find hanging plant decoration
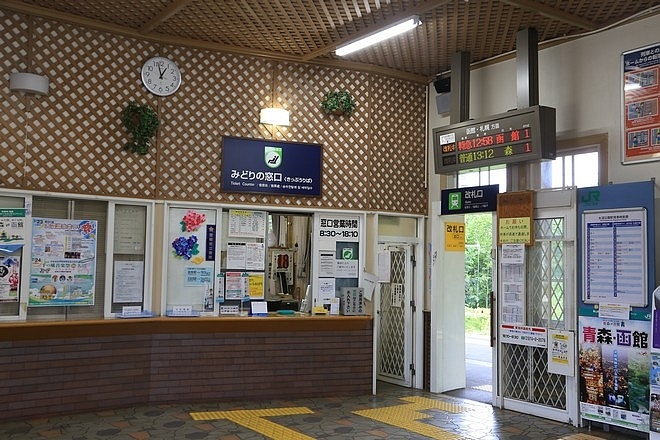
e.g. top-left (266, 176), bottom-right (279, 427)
top-left (121, 101), bottom-right (160, 155)
top-left (321, 91), bottom-right (356, 116)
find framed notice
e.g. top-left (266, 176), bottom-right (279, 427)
top-left (582, 208), bottom-right (647, 307)
top-left (622, 42), bottom-right (660, 164)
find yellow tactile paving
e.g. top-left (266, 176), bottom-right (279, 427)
top-left (189, 407), bottom-right (315, 440)
top-left (353, 396), bottom-right (468, 439)
top-left (559, 435), bottom-right (614, 440)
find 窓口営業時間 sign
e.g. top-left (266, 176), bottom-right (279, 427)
top-left (221, 136), bottom-right (322, 197)
top-left (433, 105), bottom-right (556, 174)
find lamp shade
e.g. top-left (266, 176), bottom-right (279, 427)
top-left (260, 107), bottom-right (290, 126)
top-left (9, 72), bottom-right (49, 95)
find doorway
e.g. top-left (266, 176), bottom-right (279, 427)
top-left (464, 212), bottom-right (494, 403)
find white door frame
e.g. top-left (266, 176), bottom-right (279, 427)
top-left (497, 188), bottom-right (578, 425)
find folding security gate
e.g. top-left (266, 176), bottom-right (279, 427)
top-left (499, 190), bottom-right (578, 425)
top-left (376, 245), bottom-right (414, 387)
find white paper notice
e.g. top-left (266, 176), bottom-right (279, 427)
top-left (598, 303), bottom-right (631, 320)
top-left (228, 209), bottom-right (267, 238)
top-left (226, 242), bottom-right (247, 269)
top-left (335, 259), bottom-right (358, 278)
top-left (319, 252), bottom-right (335, 278)
top-left (378, 251), bottom-right (391, 282)
top-left (501, 243), bottom-right (525, 264)
top-left (501, 261), bottom-right (525, 325)
top-left (362, 271), bottom-right (377, 301)
top-left (245, 242), bottom-right (265, 270)
top-left (318, 278), bottom-right (336, 303)
top-left (113, 261), bottom-right (144, 303)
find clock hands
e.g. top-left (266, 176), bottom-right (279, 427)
top-left (157, 64), bottom-right (166, 79)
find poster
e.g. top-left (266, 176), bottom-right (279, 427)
top-left (578, 316), bottom-right (650, 431)
top-left (0, 208), bottom-right (26, 244)
top-left (225, 271), bottom-right (247, 300)
top-left (548, 329), bottom-right (575, 376)
top-left (29, 218), bottom-right (97, 306)
top-left (0, 256), bottom-right (20, 302)
top-left (622, 42), bottom-right (660, 164)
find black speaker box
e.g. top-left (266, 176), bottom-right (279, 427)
top-left (434, 77), bottom-right (450, 94)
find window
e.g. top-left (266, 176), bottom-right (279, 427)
top-left (540, 135), bottom-right (607, 189)
top-left (457, 164), bottom-right (507, 192)
top-left (540, 146), bottom-right (599, 189)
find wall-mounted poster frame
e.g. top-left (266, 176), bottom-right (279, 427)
top-left (621, 42), bottom-right (660, 165)
top-left (581, 207), bottom-right (647, 307)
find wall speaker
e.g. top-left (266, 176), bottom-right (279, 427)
top-left (433, 76), bottom-right (450, 94)
top-left (9, 72), bottom-right (49, 95)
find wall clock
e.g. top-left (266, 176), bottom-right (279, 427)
top-left (140, 56), bottom-right (181, 96)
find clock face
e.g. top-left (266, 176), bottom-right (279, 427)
top-left (141, 56), bottom-right (181, 96)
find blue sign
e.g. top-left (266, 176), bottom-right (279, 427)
top-left (222, 136), bottom-right (322, 196)
top-left (440, 184), bottom-right (499, 215)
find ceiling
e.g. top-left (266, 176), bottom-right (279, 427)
top-left (5, 0), bottom-right (660, 83)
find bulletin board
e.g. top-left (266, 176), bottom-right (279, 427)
top-left (581, 207), bottom-right (647, 307)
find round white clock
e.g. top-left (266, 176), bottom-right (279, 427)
top-left (140, 56), bottom-right (181, 96)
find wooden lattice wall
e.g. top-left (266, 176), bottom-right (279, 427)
top-left (1, 9), bottom-right (427, 215)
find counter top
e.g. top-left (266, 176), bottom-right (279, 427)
top-left (0, 314), bottom-right (373, 341)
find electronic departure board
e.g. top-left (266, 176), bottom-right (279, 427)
top-left (433, 105), bottom-right (556, 174)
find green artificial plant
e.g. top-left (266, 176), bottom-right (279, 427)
top-left (321, 91), bottom-right (356, 116)
top-left (121, 101), bottom-right (160, 155)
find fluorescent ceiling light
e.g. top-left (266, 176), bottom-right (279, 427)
top-left (624, 83), bottom-right (641, 91)
top-left (260, 107), bottom-right (290, 126)
top-left (335, 15), bottom-right (421, 57)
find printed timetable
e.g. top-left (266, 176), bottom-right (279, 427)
top-left (582, 208), bottom-right (647, 307)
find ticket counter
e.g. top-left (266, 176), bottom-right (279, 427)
top-left (0, 315), bottom-right (372, 422)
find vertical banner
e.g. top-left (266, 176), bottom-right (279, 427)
top-left (29, 218), bottom-right (97, 306)
top-left (577, 181), bottom-right (655, 434)
top-left (622, 43), bottom-right (660, 165)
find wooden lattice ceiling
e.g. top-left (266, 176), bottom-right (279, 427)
top-left (4, 0), bottom-right (660, 83)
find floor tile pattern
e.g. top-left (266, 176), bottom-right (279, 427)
top-left (0, 382), bottom-right (646, 439)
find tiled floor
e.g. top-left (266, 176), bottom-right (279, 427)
top-left (0, 382), bottom-right (646, 439)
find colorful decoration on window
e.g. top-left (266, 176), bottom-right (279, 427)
top-left (171, 235), bottom-right (199, 260)
top-left (180, 210), bottom-right (206, 232)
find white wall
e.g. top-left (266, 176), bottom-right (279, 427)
top-left (425, 11), bottom-right (660, 393)
top-left (428, 12), bottom-right (660, 186)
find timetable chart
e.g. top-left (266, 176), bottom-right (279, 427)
top-left (583, 209), bottom-right (647, 306)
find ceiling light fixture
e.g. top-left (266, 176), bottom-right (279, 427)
top-left (335, 15), bottom-right (421, 57)
top-left (260, 107), bottom-right (290, 126)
